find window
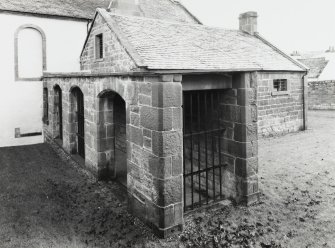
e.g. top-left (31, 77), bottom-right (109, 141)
top-left (15, 25), bottom-right (46, 81)
top-left (95, 34), bottom-right (104, 59)
top-left (273, 79), bottom-right (288, 92)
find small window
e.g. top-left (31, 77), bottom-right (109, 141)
top-left (273, 79), bottom-right (287, 92)
top-left (95, 34), bottom-right (104, 59)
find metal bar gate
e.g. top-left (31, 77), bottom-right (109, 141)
top-left (183, 90), bottom-right (227, 211)
top-left (76, 89), bottom-right (85, 159)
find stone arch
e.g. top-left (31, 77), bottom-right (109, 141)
top-left (96, 90), bottom-right (127, 185)
top-left (14, 24), bottom-right (47, 81)
top-left (69, 86), bottom-right (85, 158)
top-left (53, 85), bottom-right (63, 141)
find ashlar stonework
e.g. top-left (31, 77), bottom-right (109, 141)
top-left (42, 5), bottom-right (307, 238)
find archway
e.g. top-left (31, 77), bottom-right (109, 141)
top-left (71, 87), bottom-right (85, 159)
top-left (98, 91), bottom-right (127, 186)
top-left (53, 85), bottom-right (63, 141)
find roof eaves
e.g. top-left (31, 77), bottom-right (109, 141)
top-left (255, 33), bottom-right (309, 71)
top-left (98, 8), bottom-right (147, 68)
top-left (0, 9), bottom-right (91, 21)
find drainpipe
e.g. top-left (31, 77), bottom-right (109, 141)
top-left (302, 72), bottom-right (308, 131)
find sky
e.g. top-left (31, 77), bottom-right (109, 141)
top-left (181, 0), bottom-right (335, 54)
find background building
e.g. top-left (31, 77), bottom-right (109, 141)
top-left (0, 0), bottom-right (110, 147)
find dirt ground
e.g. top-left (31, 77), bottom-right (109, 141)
top-left (0, 110), bottom-right (335, 248)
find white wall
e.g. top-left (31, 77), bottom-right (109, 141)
top-left (0, 13), bottom-right (88, 147)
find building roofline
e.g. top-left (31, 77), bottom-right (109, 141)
top-left (0, 9), bottom-right (92, 21)
top-left (255, 33), bottom-right (309, 71)
top-left (80, 9), bottom-right (146, 68)
top-left (98, 8), bottom-right (146, 67)
top-left (44, 68), bottom-right (307, 79)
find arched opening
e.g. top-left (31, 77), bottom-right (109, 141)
top-left (15, 24), bottom-right (46, 81)
top-left (98, 91), bottom-right (127, 186)
top-left (54, 85), bottom-right (63, 141)
top-left (70, 87), bottom-right (85, 159)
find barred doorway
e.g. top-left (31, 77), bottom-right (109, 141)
top-left (54, 85), bottom-right (63, 141)
top-left (71, 87), bottom-right (85, 159)
top-left (183, 90), bottom-right (227, 211)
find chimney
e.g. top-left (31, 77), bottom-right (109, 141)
top-left (108, 0), bottom-right (142, 16)
top-left (239, 11), bottom-right (258, 35)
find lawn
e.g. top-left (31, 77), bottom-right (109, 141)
top-left (0, 111), bottom-right (335, 248)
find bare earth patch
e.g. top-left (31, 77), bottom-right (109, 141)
top-left (0, 110), bottom-right (335, 248)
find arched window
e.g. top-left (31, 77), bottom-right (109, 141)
top-left (14, 24), bottom-right (46, 81)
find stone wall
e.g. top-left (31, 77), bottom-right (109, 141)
top-left (80, 14), bottom-right (137, 73)
top-left (308, 81), bottom-right (335, 110)
top-left (257, 72), bottom-right (306, 138)
top-left (43, 71), bottom-right (260, 236)
top-left (43, 74), bottom-right (183, 237)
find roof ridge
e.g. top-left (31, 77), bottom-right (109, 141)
top-left (98, 8), bottom-right (147, 68)
top-left (108, 12), bottom-right (240, 32)
top-left (255, 33), bottom-right (309, 71)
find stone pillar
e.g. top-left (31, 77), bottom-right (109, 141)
top-left (233, 72), bottom-right (260, 205)
top-left (128, 74), bottom-right (183, 238)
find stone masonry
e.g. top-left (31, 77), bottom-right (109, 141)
top-left (308, 80), bottom-right (335, 110)
top-left (80, 14), bottom-right (137, 73)
top-left (44, 73), bottom-right (184, 237)
top-left (257, 72), bottom-right (307, 138)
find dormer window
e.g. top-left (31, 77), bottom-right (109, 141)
top-left (95, 34), bottom-right (103, 59)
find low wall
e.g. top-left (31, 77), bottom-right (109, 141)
top-left (308, 81), bottom-right (335, 110)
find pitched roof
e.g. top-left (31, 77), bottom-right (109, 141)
top-left (298, 57), bottom-right (328, 79)
top-left (0, 0), bottom-right (110, 20)
top-left (99, 9), bottom-right (306, 72)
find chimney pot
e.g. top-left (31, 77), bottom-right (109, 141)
top-left (239, 11), bottom-right (258, 35)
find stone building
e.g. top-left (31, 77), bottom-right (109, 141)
top-left (43, 1), bottom-right (307, 237)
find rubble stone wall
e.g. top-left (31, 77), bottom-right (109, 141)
top-left (308, 81), bottom-right (335, 110)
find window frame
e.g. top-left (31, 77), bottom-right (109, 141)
top-left (272, 79), bottom-right (290, 96)
top-left (14, 24), bottom-right (47, 81)
top-left (95, 33), bottom-right (104, 60)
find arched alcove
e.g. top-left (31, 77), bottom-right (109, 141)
top-left (97, 90), bottom-right (127, 185)
top-left (14, 24), bottom-right (46, 81)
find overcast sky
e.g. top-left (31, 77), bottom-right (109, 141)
top-left (181, 0), bottom-right (335, 54)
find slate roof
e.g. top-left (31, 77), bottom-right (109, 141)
top-left (100, 10), bottom-right (305, 72)
top-left (0, 0), bottom-right (110, 19)
top-left (298, 57), bottom-right (329, 79)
